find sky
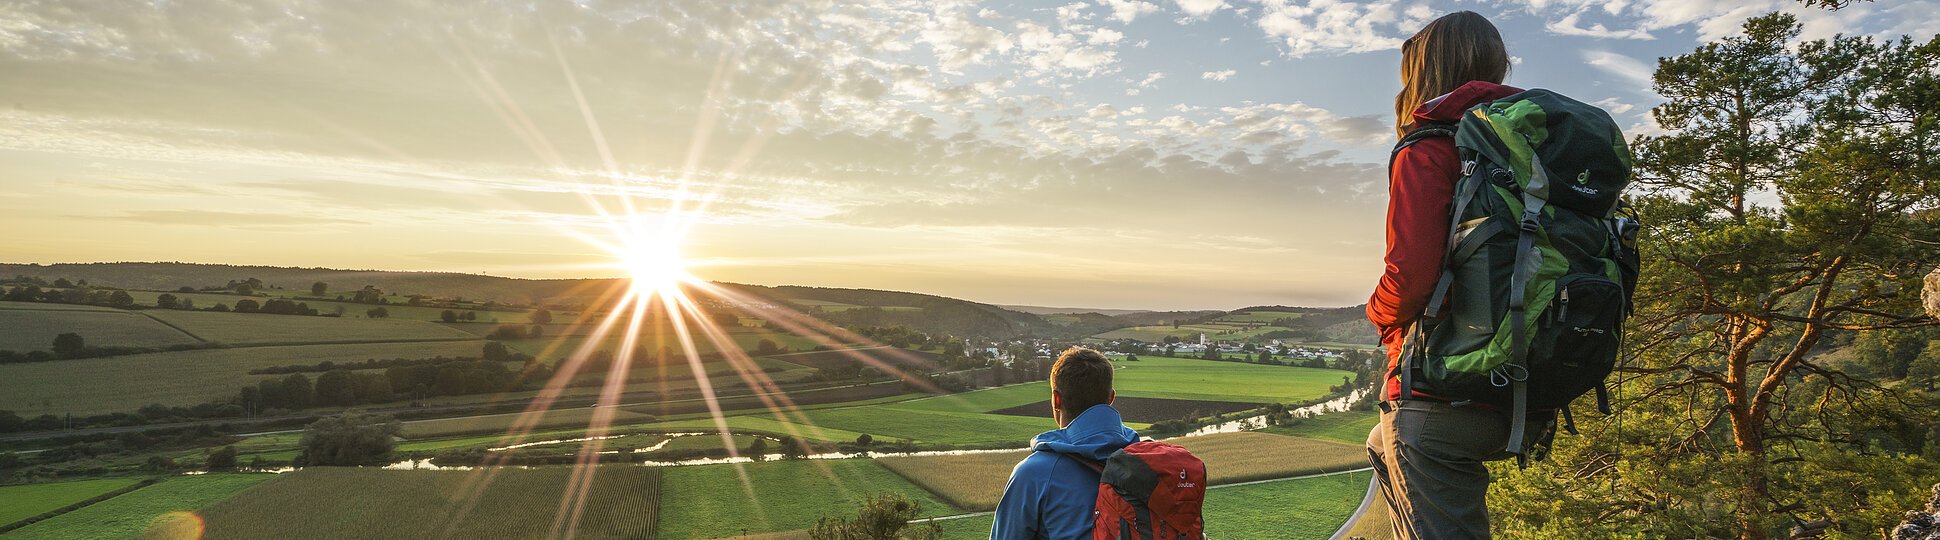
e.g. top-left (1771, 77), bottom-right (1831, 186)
top-left (2, 0), bottom-right (1935, 311)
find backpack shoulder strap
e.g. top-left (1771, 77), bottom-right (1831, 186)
top-left (1388, 121), bottom-right (1457, 172)
top-left (1052, 451), bottom-right (1106, 473)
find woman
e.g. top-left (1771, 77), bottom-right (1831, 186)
top-left (1363, 11), bottom-right (1519, 540)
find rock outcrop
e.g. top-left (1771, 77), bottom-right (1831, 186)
top-left (1925, 268), bottom-right (1940, 319)
top-left (1893, 483), bottom-right (1940, 540)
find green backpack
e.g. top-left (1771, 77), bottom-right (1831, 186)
top-left (1390, 89), bottom-right (1641, 463)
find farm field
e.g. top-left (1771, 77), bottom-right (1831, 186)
top-left (395, 406), bottom-right (660, 439)
top-left (494, 330), bottom-right (828, 366)
top-left (1217, 310), bottom-right (1308, 323)
top-left (0, 340), bottom-right (490, 416)
top-left (143, 309), bottom-right (478, 344)
top-left (657, 458), bottom-right (956, 539)
top-left (0, 301), bottom-right (121, 312)
top-left (877, 431), bottom-right (1366, 511)
top-left (1263, 410), bottom-right (1380, 445)
top-left (6, 474), bottom-right (274, 540)
top-left (1114, 356), bottom-right (1347, 403)
top-left (197, 467), bottom-right (661, 539)
top-left (1205, 470), bottom-right (1373, 540)
top-left (0, 309), bottom-right (199, 352)
top-left (796, 407), bottom-right (1065, 446)
top-left (988, 396), bottom-right (1260, 423)
top-left (0, 477), bottom-right (145, 527)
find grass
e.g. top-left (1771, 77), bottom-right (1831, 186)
top-left (0, 477), bottom-right (145, 527)
top-left (396, 406), bottom-right (659, 439)
top-left (892, 383), bottom-right (1050, 414)
top-left (0, 340), bottom-right (490, 416)
top-left (1204, 470), bottom-right (1373, 539)
top-left (6, 474), bottom-right (274, 540)
top-left (799, 407), bottom-right (1066, 446)
top-left (0, 309), bottom-right (200, 351)
top-left (877, 431), bottom-right (1366, 511)
top-left (1114, 356), bottom-right (1348, 404)
top-left (1261, 410), bottom-right (1379, 445)
top-left (660, 433), bottom-right (766, 453)
top-left (647, 415), bottom-right (889, 444)
top-left (0, 301), bottom-right (121, 312)
top-left (142, 310), bottom-right (477, 344)
top-left (197, 467), bottom-right (661, 539)
top-left (1344, 491), bottom-right (1393, 540)
top-left (657, 458), bottom-right (957, 539)
top-left (497, 329), bottom-right (826, 367)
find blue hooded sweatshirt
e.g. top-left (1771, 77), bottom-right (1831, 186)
top-left (990, 404), bottom-right (1140, 540)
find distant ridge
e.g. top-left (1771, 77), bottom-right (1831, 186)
top-left (998, 305), bottom-right (1154, 316)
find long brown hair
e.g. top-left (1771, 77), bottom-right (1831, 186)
top-left (1395, 11), bottom-right (1510, 136)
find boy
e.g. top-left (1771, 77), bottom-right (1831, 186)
top-left (990, 347), bottom-right (1139, 540)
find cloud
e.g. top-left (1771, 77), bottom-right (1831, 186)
top-left (1251, 0), bottom-right (1433, 57)
top-left (1546, 11), bottom-right (1654, 39)
top-left (1202, 69), bottom-right (1237, 81)
top-left (1591, 97), bottom-right (1636, 115)
top-left (97, 210), bottom-right (362, 227)
top-left (1102, 0), bottom-right (1162, 23)
top-left (1583, 50), bottom-right (1655, 88)
top-left (1174, 0), bottom-right (1228, 18)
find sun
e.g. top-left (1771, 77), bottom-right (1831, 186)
top-left (618, 232), bottom-right (693, 298)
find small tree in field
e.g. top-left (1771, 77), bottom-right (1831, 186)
top-left (530, 308), bottom-right (552, 324)
top-left (440, 310), bottom-right (458, 323)
top-left (206, 445), bottom-right (238, 471)
top-left (311, 282), bottom-right (328, 297)
top-left (808, 494), bottom-right (943, 540)
top-left (747, 437), bottom-right (769, 461)
top-left (51, 333), bottom-right (84, 357)
top-left (295, 410), bottom-right (400, 466)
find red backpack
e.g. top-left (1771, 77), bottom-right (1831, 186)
top-left (1067, 440), bottom-right (1208, 540)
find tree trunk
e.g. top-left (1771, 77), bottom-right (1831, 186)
top-left (1726, 317), bottom-right (1772, 540)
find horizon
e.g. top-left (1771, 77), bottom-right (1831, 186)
top-left (5, 1), bottom-right (1931, 311)
top-left (0, 259), bottom-right (1340, 312)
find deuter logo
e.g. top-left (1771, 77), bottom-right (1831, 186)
top-left (1176, 468), bottom-right (1196, 488)
top-left (1570, 170), bottom-right (1598, 196)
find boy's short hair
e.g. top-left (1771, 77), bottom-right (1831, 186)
top-left (1051, 347), bottom-right (1114, 418)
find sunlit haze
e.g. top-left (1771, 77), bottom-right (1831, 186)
top-left (3, 0), bottom-right (1933, 309)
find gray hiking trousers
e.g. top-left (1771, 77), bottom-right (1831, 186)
top-left (1365, 399), bottom-right (1512, 540)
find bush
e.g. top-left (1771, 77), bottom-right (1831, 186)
top-left (808, 494), bottom-right (942, 540)
top-left (294, 410), bottom-right (401, 466)
top-left (207, 445), bottom-right (239, 471)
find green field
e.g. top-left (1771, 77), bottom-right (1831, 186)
top-left (1115, 356), bottom-right (1347, 403)
top-left (0, 477), bottom-right (145, 527)
top-left (798, 407), bottom-right (1064, 446)
top-left (1205, 471), bottom-right (1373, 539)
top-left (143, 309), bottom-right (478, 344)
top-left (1263, 410), bottom-right (1379, 445)
top-left (893, 383), bottom-right (1051, 414)
top-left (0, 309), bottom-right (200, 352)
top-left (0, 340), bottom-right (490, 416)
top-left (197, 467), bottom-right (661, 539)
top-left (0, 301), bottom-right (121, 312)
top-left (496, 328), bottom-right (827, 367)
top-left (6, 474), bottom-right (274, 540)
top-left (657, 458), bottom-right (957, 539)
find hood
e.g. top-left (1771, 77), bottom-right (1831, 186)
top-left (1030, 404), bottom-right (1140, 461)
top-left (1412, 80), bottom-right (1523, 125)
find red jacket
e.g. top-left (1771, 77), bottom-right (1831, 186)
top-left (1369, 81), bottom-right (1522, 401)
